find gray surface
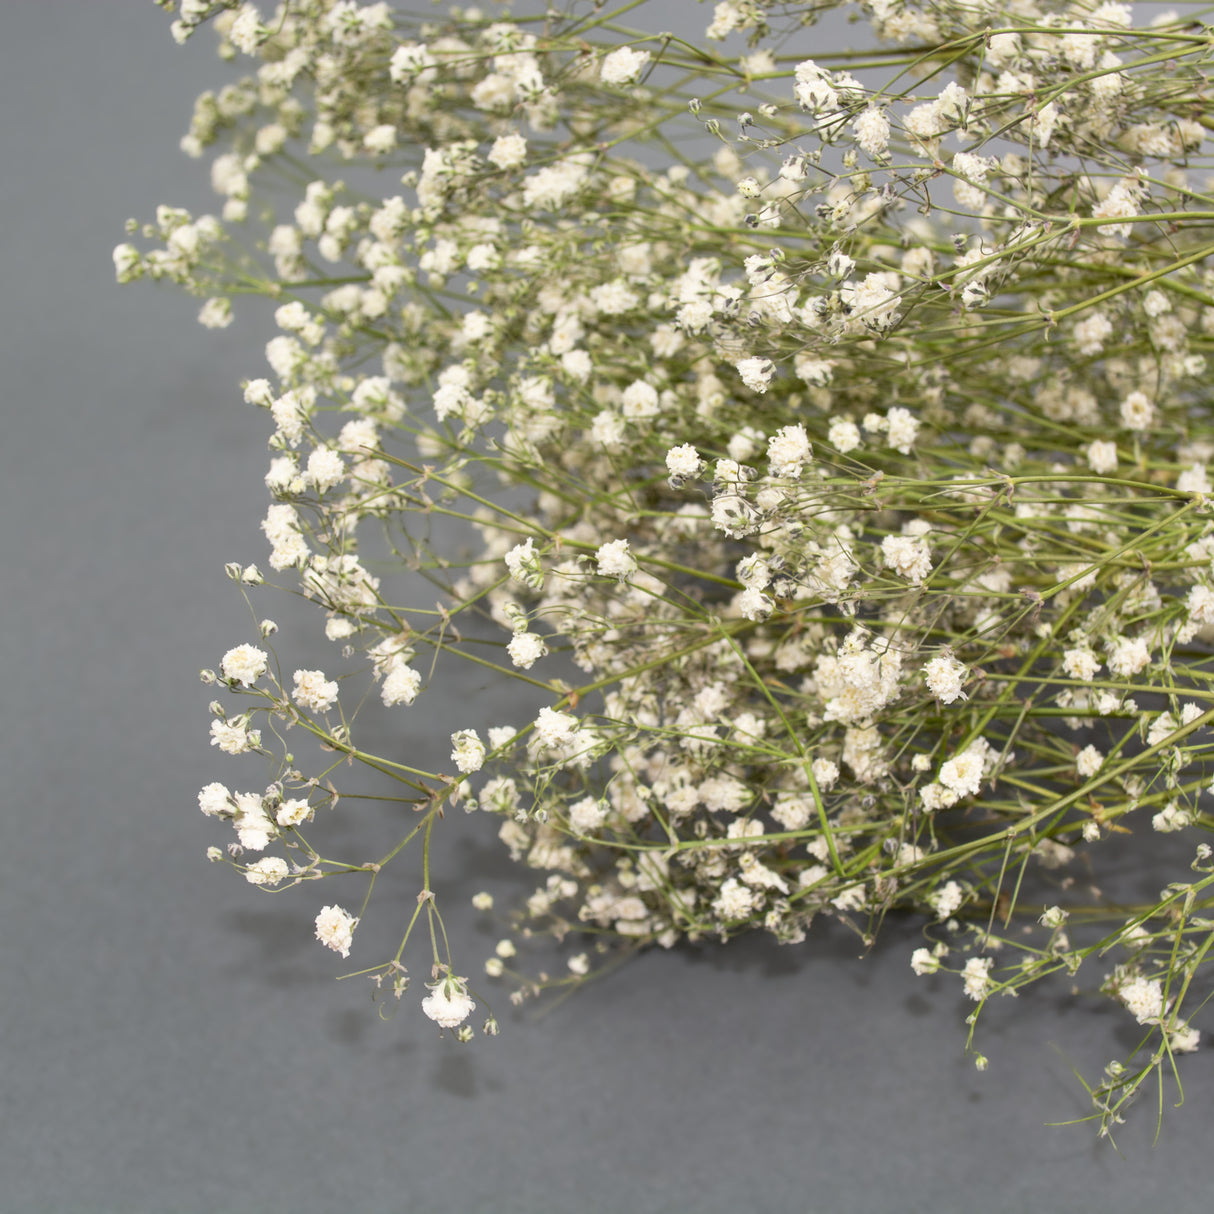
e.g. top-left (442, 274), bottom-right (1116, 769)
top-left (1, 3), bottom-right (1210, 1211)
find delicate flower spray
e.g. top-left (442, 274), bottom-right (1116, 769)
top-left (129, 0), bottom-right (1214, 1136)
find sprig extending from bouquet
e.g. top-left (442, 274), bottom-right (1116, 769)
top-left (124, 0), bottom-right (1214, 1135)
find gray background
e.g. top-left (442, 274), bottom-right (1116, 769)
top-left (2, 3), bottom-right (1210, 1211)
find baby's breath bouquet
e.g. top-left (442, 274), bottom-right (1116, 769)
top-left (123, 0), bottom-right (1214, 1137)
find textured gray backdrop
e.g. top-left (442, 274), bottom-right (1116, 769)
top-left (1, 3), bottom-right (1209, 1211)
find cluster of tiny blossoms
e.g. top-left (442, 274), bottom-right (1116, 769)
top-left (128, 0), bottom-right (1214, 1127)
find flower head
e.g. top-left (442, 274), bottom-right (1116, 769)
top-left (221, 644), bottom-right (268, 687)
top-left (422, 973), bottom-right (476, 1027)
top-left (314, 905), bottom-right (357, 958)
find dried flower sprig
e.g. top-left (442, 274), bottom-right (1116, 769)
top-left (128, 0), bottom-right (1214, 1135)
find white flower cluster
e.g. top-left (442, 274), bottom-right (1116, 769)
top-left (130, 0), bottom-right (1214, 1095)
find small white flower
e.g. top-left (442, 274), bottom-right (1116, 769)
top-left (735, 357), bottom-right (775, 393)
top-left (881, 534), bottom-right (932, 583)
top-left (229, 3), bottom-right (264, 54)
top-left (198, 297), bottom-right (233, 329)
top-left (1119, 975), bottom-right (1163, 1024)
top-left (275, 798), bottom-right (312, 827)
top-left (1120, 390), bottom-right (1155, 431)
top-left (314, 905), bottom-right (357, 958)
top-left (210, 718), bottom-right (259, 755)
top-left (505, 538), bottom-right (544, 590)
top-left (596, 538), bottom-right (637, 582)
top-left (451, 729), bottom-right (486, 774)
top-left (306, 446), bottom-right (345, 495)
top-left (1107, 635), bottom-right (1150, 677)
top-left (885, 407), bottom-right (920, 454)
top-left (198, 782), bottom-right (232, 817)
top-left (381, 660), bottom-right (422, 707)
top-left (828, 418), bottom-right (862, 453)
top-left (1177, 465), bottom-right (1212, 495)
top-left (221, 644), bottom-right (268, 687)
top-left (507, 631), bottom-right (548, 669)
top-left (422, 974), bottom-right (476, 1027)
top-left (1152, 802), bottom-right (1191, 833)
top-left (853, 106), bottom-right (890, 157)
top-left (811, 758), bottom-right (839, 790)
top-left (924, 653), bottom-right (968, 704)
top-left (600, 46), bottom-right (651, 86)
top-left (1063, 647), bottom-right (1101, 681)
top-left (292, 669), bottom-right (339, 712)
top-left (534, 706), bottom-right (579, 747)
top-left (245, 856), bottom-right (290, 886)
top-left (767, 424), bottom-right (812, 477)
top-left (487, 133), bottom-right (528, 169)
top-left (1086, 440), bottom-right (1118, 475)
top-left (962, 956), bottom-right (993, 1000)
top-left (665, 444), bottom-right (703, 479)
top-left (929, 881), bottom-right (965, 920)
top-left (1076, 745), bottom-right (1103, 778)
top-left (363, 124), bottom-right (398, 154)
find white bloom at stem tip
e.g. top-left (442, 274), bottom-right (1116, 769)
top-left (1076, 744), bottom-right (1104, 777)
top-left (1086, 439), bottom-right (1118, 475)
top-left (292, 668), bottom-right (339, 712)
top-left (245, 856), bottom-right (290, 886)
top-left (507, 631), bottom-right (548, 669)
top-left (198, 782), bottom-right (232, 817)
top-left (381, 659), bottom-right (422, 707)
top-left (885, 407), bottom-right (919, 454)
top-left (1119, 975), bottom-right (1163, 1024)
top-left (666, 444), bottom-right (703, 480)
top-left (210, 718), bottom-right (260, 755)
top-left (487, 133), bottom-right (528, 169)
top-left (451, 729), bottom-right (486, 774)
top-left (275, 798), bottom-right (312, 827)
top-left (1062, 646), bottom-right (1101, 680)
top-left (1152, 802), bottom-right (1191, 833)
top-left (924, 652), bottom-right (968, 704)
top-left (534, 705), bottom-right (579, 747)
top-left (504, 538), bottom-right (544, 590)
top-left (314, 904), bottom-right (357, 958)
top-left (229, 3), bottom-right (264, 54)
top-left (881, 534), bottom-right (933, 583)
top-left (600, 46), bottom-right (651, 86)
top-left (930, 880), bottom-right (965, 919)
top-left (853, 106), bottom-right (890, 157)
top-left (828, 418), bottom-right (862, 453)
top-left (221, 644), bottom-right (268, 687)
top-left (198, 297), bottom-right (233, 329)
top-left (422, 973), bottom-right (477, 1027)
top-left (767, 424), bottom-right (811, 477)
top-left (962, 956), bottom-right (994, 1000)
top-left (596, 538), bottom-right (637, 581)
top-left (735, 357), bottom-right (775, 393)
top-left (306, 446), bottom-right (345, 495)
top-left (1120, 391), bottom-right (1155, 431)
